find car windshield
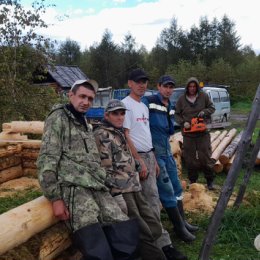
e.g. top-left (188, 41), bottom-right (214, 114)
top-left (93, 89), bottom-right (111, 107)
top-left (170, 88), bottom-right (185, 106)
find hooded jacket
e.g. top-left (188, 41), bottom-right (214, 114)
top-left (37, 104), bottom-right (108, 201)
top-left (94, 121), bottom-right (142, 195)
top-left (174, 77), bottom-right (215, 137)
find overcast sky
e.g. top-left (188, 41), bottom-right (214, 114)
top-left (20, 0), bottom-right (260, 54)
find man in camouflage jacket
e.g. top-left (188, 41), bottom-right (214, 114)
top-left (37, 80), bottom-right (139, 260)
top-left (94, 99), bottom-right (166, 260)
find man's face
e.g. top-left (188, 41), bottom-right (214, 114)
top-left (105, 110), bottom-right (126, 128)
top-left (187, 82), bottom-right (197, 96)
top-left (158, 83), bottom-right (174, 99)
top-left (128, 79), bottom-right (148, 97)
top-left (68, 86), bottom-right (95, 113)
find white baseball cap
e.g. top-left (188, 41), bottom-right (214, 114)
top-left (71, 79), bottom-right (99, 93)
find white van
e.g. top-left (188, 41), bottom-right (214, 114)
top-left (170, 85), bottom-right (231, 125)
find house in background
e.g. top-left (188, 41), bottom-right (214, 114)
top-left (33, 65), bottom-right (87, 95)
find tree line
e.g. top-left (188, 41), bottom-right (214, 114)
top-left (0, 0), bottom-right (259, 127)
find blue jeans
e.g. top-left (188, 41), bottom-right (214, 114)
top-left (156, 155), bottom-right (183, 208)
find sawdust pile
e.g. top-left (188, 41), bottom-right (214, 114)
top-left (183, 183), bottom-right (216, 213)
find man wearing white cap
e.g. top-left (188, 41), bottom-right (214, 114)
top-left (37, 79), bottom-right (139, 260)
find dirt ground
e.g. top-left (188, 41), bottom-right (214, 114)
top-left (0, 177), bottom-right (40, 198)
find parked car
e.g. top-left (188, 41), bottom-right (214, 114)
top-left (85, 87), bottom-right (112, 124)
top-left (171, 85), bottom-right (231, 126)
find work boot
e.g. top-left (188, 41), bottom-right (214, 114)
top-left (72, 223), bottom-right (113, 260)
top-left (165, 207), bottom-right (196, 243)
top-left (206, 179), bottom-right (215, 190)
top-left (103, 218), bottom-right (140, 260)
top-left (162, 244), bottom-right (188, 260)
top-left (177, 200), bottom-right (199, 233)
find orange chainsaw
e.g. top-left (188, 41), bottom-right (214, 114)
top-left (183, 117), bottom-right (207, 133)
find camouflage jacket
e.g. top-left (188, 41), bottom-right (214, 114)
top-left (94, 121), bottom-right (142, 195)
top-left (37, 104), bottom-right (108, 201)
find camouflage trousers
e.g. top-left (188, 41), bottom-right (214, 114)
top-left (61, 185), bottom-right (128, 232)
top-left (139, 151), bottom-right (172, 249)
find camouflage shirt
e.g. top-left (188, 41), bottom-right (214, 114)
top-left (37, 104), bottom-right (108, 201)
top-left (94, 121), bottom-right (142, 195)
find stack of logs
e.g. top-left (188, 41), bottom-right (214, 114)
top-left (0, 121), bottom-right (73, 259)
top-left (0, 121), bottom-right (43, 184)
top-left (171, 128), bottom-right (260, 175)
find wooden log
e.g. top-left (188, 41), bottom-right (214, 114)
top-left (22, 159), bottom-right (37, 169)
top-left (211, 129), bottom-right (237, 161)
top-left (0, 196), bottom-right (58, 255)
top-left (213, 160), bottom-right (224, 173)
top-left (2, 121), bottom-right (44, 134)
top-left (0, 139), bottom-right (42, 148)
top-left (170, 137), bottom-right (182, 177)
top-left (171, 132), bottom-right (183, 147)
top-left (210, 131), bottom-right (221, 143)
top-left (39, 223), bottom-right (71, 260)
top-left (22, 141), bottom-right (42, 149)
top-left (22, 149), bottom-right (39, 160)
top-left (0, 155), bottom-right (21, 171)
top-left (224, 154), bottom-right (235, 172)
top-left (219, 131), bottom-right (243, 164)
top-left (0, 144), bottom-right (22, 158)
top-left (0, 132), bottom-right (28, 140)
top-left (0, 165), bottom-right (23, 184)
top-left (211, 130), bottom-right (228, 152)
top-left (23, 168), bottom-right (38, 177)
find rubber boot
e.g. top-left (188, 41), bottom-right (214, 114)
top-left (206, 179), bottom-right (215, 190)
top-left (103, 218), bottom-right (140, 260)
top-left (162, 244), bottom-right (188, 260)
top-left (177, 200), bottom-right (199, 233)
top-left (165, 207), bottom-right (195, 243)
top-left (72, 222), bottom-right (113, 260)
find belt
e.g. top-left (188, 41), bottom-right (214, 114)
top-left (137, 148), bottom-right (155, 153)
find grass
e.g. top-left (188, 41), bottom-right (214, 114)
top-left (162, 167), bottom-right (260, 260)
top-left (0, 189), bottom-right (42, 214)
top-left (231, 101), bottom-right (253, 114)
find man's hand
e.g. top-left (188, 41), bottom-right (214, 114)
top-left (184, 122), bottom-right (191, 129)
top-left (198, 111), bottom-right (205, 118)
top-left (52, 199), bottom-right (70, 221)
top-left (139, 159), bottom-right (148, 180)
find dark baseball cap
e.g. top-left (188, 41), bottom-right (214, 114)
top-left (128, 68), bottom-right (149, 82)
top-left (158, 75), bottom-right (176, 86)
top-left (105, 99), bottom-right (128, 112)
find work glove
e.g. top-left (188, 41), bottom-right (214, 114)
top-left (198, 111), bottom-right (205, 118)
top-left (184, 122), bottom-right (191, 129)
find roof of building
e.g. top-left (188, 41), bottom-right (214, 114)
top-left (47, 65), bottom-right (87, 89)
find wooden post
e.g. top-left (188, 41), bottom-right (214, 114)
top-left (233, 131), bottom-right (260, 207)
top-left (199, 85), bottom-right (260, 260)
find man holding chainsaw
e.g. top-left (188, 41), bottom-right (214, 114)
top-left (175, 77), bottom-right (216, 190)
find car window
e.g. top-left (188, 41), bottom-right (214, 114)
top-left (219, 91), bottom-right (229, 102)
top-left (210, 90), bottom-right (220, 103)
top-left (170, 89), bottom-right (185, 105)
